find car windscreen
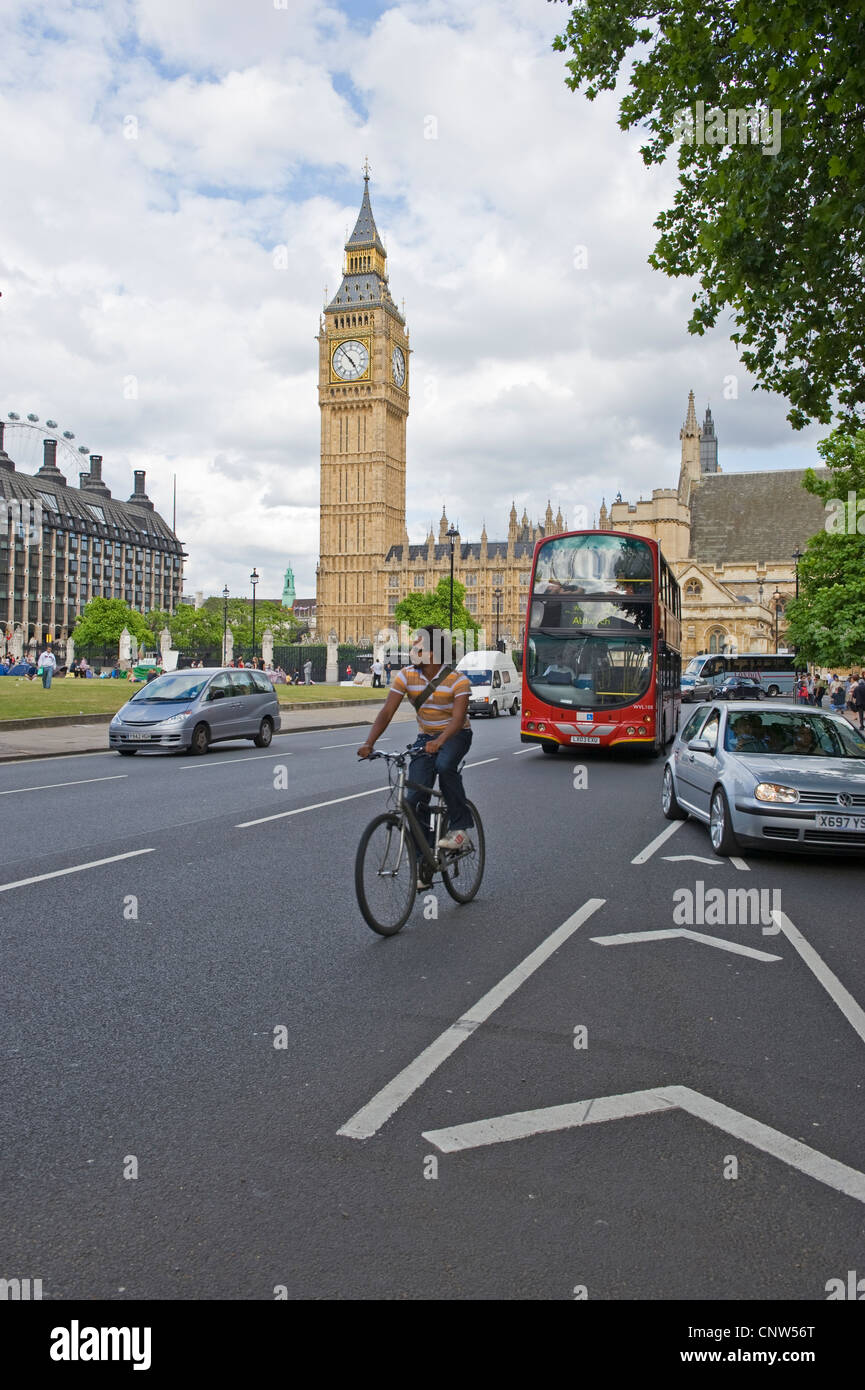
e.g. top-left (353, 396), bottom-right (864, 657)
top-left (464, 670), bottom-right (493, 686)
top-left (723, 712), bottom-right (865, 758)
top-left (130, 673), bottom-right (210, 703)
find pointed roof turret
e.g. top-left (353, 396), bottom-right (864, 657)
top-left (326, 165), bottom-right (404, 324)
top-left (555, 507), bottom-right (564, 531)
top-left (346, 165), bottom-right (386, 256)
top-left (681, 389), bottom-right (698, 438)
top-left (545, 500), bottom-right (554, 530)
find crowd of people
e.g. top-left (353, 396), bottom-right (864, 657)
top-left (796, 671), bottom-right (865, 729)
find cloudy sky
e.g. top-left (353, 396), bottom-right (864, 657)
top-left (0, 0), bottom-right (822, 600)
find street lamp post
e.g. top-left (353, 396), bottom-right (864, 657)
top-left (446, 525), bottom-right (459, 635)
top-left (222, 585), bottom-right (229, 665)
top-left (493, 585), bottom-right (502, 649)
top-left (773, 587), bottom-right (782, 653)
top-left (250, 568), bottom-right (259, 661)
top-left (792, 547), bottom-right (803, 600)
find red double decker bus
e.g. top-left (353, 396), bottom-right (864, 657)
top-left (520, 529), bottom-right (681, 755)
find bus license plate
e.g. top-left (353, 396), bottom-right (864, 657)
top-left (816, 813), bottom-right (865, 830)
top-left (570, 735), bottom-right (600, 744)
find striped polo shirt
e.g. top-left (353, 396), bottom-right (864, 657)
top-left (391, 664), bottom-right (472, 735)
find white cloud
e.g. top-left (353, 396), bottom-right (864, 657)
top-left (0, 0), bottom-right (821, 603)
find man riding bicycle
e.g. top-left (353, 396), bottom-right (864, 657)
top-left (358, 626), bottom-right (475, 890)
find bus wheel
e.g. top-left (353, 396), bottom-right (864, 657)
top-left (541, 741), bottom-right (559, 756)
top-left (767, 685), bottom-right (779, 697)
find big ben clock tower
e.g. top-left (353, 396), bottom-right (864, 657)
top-left (316, 166), bottom-right (410, 642)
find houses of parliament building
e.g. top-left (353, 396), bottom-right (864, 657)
top-left (316, 176), bottom-right (827, 659)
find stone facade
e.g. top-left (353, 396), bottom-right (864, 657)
top-left (603, 392), bottom-right (828, 660)
top-left (0, 425), bottom-right (184, 652)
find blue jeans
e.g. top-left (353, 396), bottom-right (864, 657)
top-left (405, 729), bottom-right (474, 860)
top-left (42, 669), bottom-right (52, 689)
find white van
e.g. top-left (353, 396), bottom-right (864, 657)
top-left (457, 649), bottom-right (521, 718)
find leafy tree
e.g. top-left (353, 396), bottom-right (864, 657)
top-left (201, 596), bottom-right (300, 646)
top-left (783, 429), bottom-right (865, 664)
top-left (166, 604), bottom-right (224, 651)
top-left (551, 1), bottom-right (865, 430)
top-left (73, 598), bottom-right (154, 647)
top-left (394, 578), bottom-right (482, 644)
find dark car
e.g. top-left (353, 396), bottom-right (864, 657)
top-left (718, 676), bottom-right (763, 700)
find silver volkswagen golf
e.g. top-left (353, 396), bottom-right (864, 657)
top-left (109, 668), bottom-right (281, 756)
top-left (662, 700), bottom-right (865, 856)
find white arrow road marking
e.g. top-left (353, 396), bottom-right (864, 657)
top-left (662, 855), bottom-right (723, 866)
top-left (338, 897), bottom-right (607, 1140)
top-left (772, 909), bottom-right (865, 1047)
top-left (631, 821), bottom-right (683, 863)
top-left (730, 857), bottom-right (750, 871)
top-left (422, 1085), bottom-right (865, 1205)
top-left (591, 928), bottom-right (781, 961)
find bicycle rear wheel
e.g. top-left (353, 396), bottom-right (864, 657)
top-left (355, 812), bottom-right (416, 935)
top-left (441, 800), bottom-right (485, 904)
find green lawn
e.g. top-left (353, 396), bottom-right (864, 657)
top-left (0, 676), bottom-right (387, 721)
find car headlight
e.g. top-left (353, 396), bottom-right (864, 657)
top-left (754, 782), bottom-right (800, 803)
top-left (160, 710), bottom-right (190, 724)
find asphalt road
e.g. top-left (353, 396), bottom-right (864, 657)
top-left (1, 715), bottom-right (863, 1300)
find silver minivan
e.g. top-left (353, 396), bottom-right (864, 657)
top-left (109, 667), bottom-right (281, 756)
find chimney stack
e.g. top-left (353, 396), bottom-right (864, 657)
top-left (0, 422), bottom-right (14, 472)
top-left (37, 437), bottom-right (66, 484)
top-left (127, 468), bottom-right (154, 510)
top-left (87, 454), bottom-right (111, 497)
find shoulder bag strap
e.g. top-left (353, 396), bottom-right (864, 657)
top-left (409, 663), bottom-right (456, 713)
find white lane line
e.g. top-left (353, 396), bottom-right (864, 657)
top-left (464, 758), bottom-right (498, 769)
top-left (591, 928), bottom-right (781, 961)
top-left (424, 1089), bottom-right (677, 1152)
top-left (337, 897), bottom-right (606, 1140)
top-left (320, 741), bottom-right (371, 749)
top-left (0, 774), bottom-right (127, 796)
top-left (513, 748), bottom-right (533, 755)
top-left (772, 909), bottom-right (865, 1047)
top-left (423, 1085), bottom-right (865, 1204)
top-left (0, 848), bottom-right (155, 894)
top-left (631, 820), bottom-right (683, 864)
top-left (730, 856), bottom-right (750, 871)
top-left (180, 753), bottom-right (293, 771)
top-left (237, 786), bottom-right (387, 827)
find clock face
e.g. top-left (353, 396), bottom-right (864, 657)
top-left (391, 345), bottom-right (406, 387)
top-left (332, 339), bottom-right (369, 381)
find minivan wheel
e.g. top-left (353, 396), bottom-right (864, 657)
top-left (491, 701), bottom-right (500, 718)
top-left (189, 722), bottom-right (210, 756)
top-left (254, 718), bottom-right (273, 748)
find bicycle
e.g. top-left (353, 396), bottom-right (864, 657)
top-left (355, 746), bottom-right (485, 936)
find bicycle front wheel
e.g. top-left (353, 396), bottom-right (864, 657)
top-left (441, 800), bottom-right (485, 904)
top-left (355, 812), bottom-right (416, 936)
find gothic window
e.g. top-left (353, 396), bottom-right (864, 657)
top-left (389, 574), bottom-right (399, 588)
top-left (492, 572), bottom-right (504, 585)
top-left (685, 579), bottom-right (702, 598)
top-left (466, 595), bottom-right (477, 613)
top-left (707, 627), bottom-right (727, 653)
top-left (464, 573), bottom-right (476, 586)
top-left (519, 572), bottom-right (529, 585)
top-left (414, 574), bottom-right (425, 587)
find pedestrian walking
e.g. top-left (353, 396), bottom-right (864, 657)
top-left (371, 657), bottom-right (383, 688)
top-left (38, 645), bottom-right (56, 689)
top-left (303, 658), bottom-right (313, 685)
top-left (385, 660), bottom-right (392, 686)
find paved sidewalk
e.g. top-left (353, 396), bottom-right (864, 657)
top-left (0, 703), bottom-right (417, 763)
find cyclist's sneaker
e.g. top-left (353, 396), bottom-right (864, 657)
top-left (416, 864), bottom-right (433, 892)
top-left (439, 829), bottom-right (470, 852)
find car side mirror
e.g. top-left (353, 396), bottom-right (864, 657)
top-left (688, 738), bottom-right (714, 753)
